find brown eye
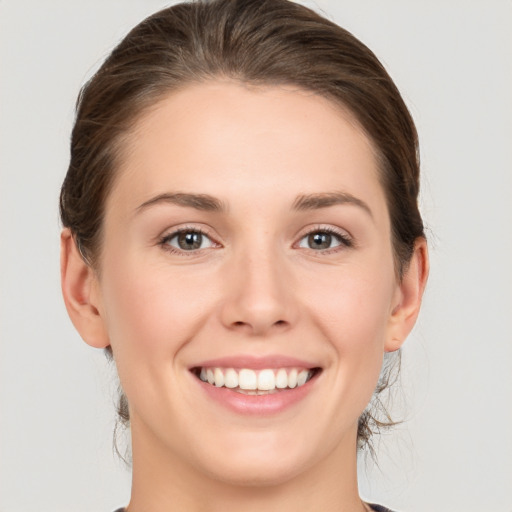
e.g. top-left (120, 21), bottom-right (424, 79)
top-left (178, 232), bottom-right (203, 250)
top-left (298, 229), bottom-right (350, 251)
top-left (163, 230), bottom-right (215, 252)
top-left (307, 232), bottom-right (333, 250)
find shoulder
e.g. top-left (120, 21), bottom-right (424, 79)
top-left (368, 504), bottom-right (397, 512)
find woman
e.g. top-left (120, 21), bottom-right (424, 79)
top-left (59, 0), bottom-right (428, 510)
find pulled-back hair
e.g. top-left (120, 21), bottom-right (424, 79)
top-left (60, 0), bottom-right (424, 453)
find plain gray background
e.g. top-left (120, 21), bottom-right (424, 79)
top-left (1, 1), bottom-right (511, 511)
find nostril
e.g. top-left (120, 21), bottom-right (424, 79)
top-left (230, 319), bottom-right (287, 331)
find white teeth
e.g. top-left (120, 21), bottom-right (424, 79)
top-left (214, 368), bottom-right (224, 387)
top-left (275, 368), bottom-right (288, 389)
top-left (257, 369), bottom-right (275, 391)
top-left (224, 368), bottom-right (238, 388)
top-left (197, 366), bottom-right (316, 391)
top-left (238, 369), bottom-right (257, 390)
top-left (297, 369), bottom-right (308, 387)
top-left (288, 368), bottom-right (298, 388)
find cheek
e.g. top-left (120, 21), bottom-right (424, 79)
top-left (97, 258), bottom-right (223, 420)
top-left (308, 263), bottom-right (395, 350)
top-left (99, 255), bottom-right (220, 360)
top-left (303, 258), bottom-right (396, 403)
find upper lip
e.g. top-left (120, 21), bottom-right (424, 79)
top-left (190, 355), bottom-right (320, 370)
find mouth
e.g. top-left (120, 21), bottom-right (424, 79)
top-left (191, 366), bottom-right (322, 395)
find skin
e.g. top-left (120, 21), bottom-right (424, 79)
top-left (61, 81), bottom-right (428, 512)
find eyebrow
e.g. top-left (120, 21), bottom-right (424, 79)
top-left (136, 192), bottom-right (226, 213)
top-left (292, 192), bottom-right (373, 218)
top-left (135, 190), bottom-right (372, 218)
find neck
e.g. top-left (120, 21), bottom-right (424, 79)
top-left (126, 418), bottom-right (366, 512)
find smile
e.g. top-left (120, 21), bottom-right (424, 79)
top-left (193, 366), bottom-right (320, 394)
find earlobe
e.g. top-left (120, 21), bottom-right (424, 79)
top-left (385, 238), bottom-right (429, 352)
top-left (60, 228), bottom-right (110, 349)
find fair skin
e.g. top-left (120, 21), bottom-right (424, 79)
top-left (61, 81), bottom-right (428, 512)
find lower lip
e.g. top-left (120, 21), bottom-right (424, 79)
top-left (193, 373), bottom-right (319, 415)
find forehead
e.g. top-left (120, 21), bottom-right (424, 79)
top-left (109, 80), bottom-right (387, 219)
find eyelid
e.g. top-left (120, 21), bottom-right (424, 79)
top-left (294, 224), bottom-right (354, 252)
top-left (156, 223), bottom-right (353, 256)
top-left (158, 224), bottom-right (222, 255)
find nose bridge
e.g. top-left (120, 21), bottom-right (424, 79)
top-left (221, 235), bottom-right (296, 335)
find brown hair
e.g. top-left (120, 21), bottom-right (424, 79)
top-left (60, 0), bottom-right (424, 453)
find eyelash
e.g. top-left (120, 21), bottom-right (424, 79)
top-left (298, 226), bottom-right (353, 253)
top-left (158, 225), bottom-right (353, 256)
top-left (159, 226), bottom-right (217, 255)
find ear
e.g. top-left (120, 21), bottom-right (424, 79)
top-left (385, 238), bottom-right (429, 352)
top-left (60, 228), bottom-right (110, 349)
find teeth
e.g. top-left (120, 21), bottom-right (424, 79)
top-left (224, 368), bottom-right (238, 388)
top-left (258, 369), bottom-right (275, 391)
top-left (214, 368), bottom-right (224, 387)
top-left (275, 368), bottom-right (288, 389)
top-left (297, 370), bottom-right (308, 387)
top-left (239, 369), bottom-right (257, 390)
top-left (288, 368), bottom-right (298, 388)
top-left (197, 366), bottom-right (315, 391)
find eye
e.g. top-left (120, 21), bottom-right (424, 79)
top-left (161, 229), bottom-right (216, 252)
top-left (297, 228), bottom-right (352, 251)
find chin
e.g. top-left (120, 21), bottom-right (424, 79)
top-left (203, 455), bottom-right (308, 488)
top-left (194, 432), bottom-right (320, 488)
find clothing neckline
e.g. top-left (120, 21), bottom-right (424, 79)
top-left (114, 504), bottom-right (394, 512)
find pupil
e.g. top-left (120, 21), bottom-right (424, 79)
top-left (178, 232), bottom-right (202, 250)
top-left (309, 232), bottom-right (331, 250)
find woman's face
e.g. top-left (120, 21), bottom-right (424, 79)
top-left (89, 81), bottom-right (407, 484)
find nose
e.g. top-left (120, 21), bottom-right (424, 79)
top-left (219, 247), bottom-right (298, 336)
